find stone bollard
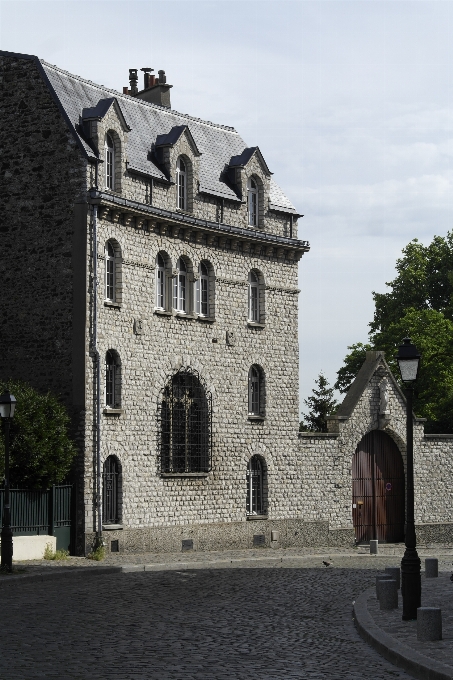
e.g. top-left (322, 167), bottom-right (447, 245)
top-left (379, 579), bottom-right (398, 610)
top-left (385, 566), bottom-right (401, 589)
top-left (370, 540), bottom-right (378, 555)
top-left (376, 574), bottom-right (394, 600)
top-left (425, 558), bottom-right (438, 578)
top-left (417, 608), bottom-right (442, 641)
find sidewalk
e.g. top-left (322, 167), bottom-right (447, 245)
top-left (354, 571), bottom-right (453, 680)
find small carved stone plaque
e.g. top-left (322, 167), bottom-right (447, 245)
top-left (253, 534), bottom-right (265, 546)
top-left (182, 539), bottom-right (193, 551)
top-left (134, 319), bottom-right (145, 335)
top-left (226, 330), bottom-right (235, 346)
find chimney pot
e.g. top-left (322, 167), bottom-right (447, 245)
top-left (123, 86), bottom-right (129, 95)
top-left (129, 68), bottom-right (139, 95)
top-left (158, 69), bottom-right (167, 84)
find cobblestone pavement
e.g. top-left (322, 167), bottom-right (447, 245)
top-left (0, 565), bottom-right (417, 680)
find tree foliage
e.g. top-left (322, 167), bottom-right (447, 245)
top-left (300, 373), bottom-right (339, 432)
top-left (335, 233), bottom-right (453, 433)
top-left (0, 380), bottom-right (78, 488)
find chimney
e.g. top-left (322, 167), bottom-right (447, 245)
top-left (127, 66), bottom-right (173, 108)
top-left (129, 69), bottom-right (139, 95)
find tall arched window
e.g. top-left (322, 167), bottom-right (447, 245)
top-left (176, 157), bottom-right (187, 210)
top-left (247, 178), bottom-right (258, 226)
top-left (103, 456), bottom-right (120, 524)
top-left (248, 271), bottom-right (259, 322)
top-left (105, 133), bottom-right (114, 190)
top-left (248, 365), bottom-right (261, 415)
top-left (173, 257), bottom-right (187, 312)
top-left (105, 350), bottom-right (121, 408)
top-left (196, 262), bottom-right (209, 317)
top-left (160, 368), bottom-right (212, 473)
top-left (246, 456), bottom-right (264, 515)
top-left (105, 241), bottom-right (115, 302)
top-left (156, 253), bottom-right (166, 309)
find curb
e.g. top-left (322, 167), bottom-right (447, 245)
top-left (0, 566), bottom-right (122, 586)
top-left (354, 586), bottom-right (453, 680)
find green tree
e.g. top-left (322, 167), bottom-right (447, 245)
top-left (335, 232), bottom-right (453, 433)
top-left (0, 380), bottom-right (78, 488)
top-left (300, 373), bottom-right (339, 432)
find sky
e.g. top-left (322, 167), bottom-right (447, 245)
top-left (1, 0), bottom-right (453, 414)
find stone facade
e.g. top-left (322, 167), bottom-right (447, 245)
top-left (1, 52), bottom-right (452, 555)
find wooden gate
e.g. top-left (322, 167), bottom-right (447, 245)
top-left (352, 430), bottom-right (405, 543)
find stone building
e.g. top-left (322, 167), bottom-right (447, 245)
top-left (1, 50), bottom-right (452, 554)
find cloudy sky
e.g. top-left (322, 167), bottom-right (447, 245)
top-left (1, 0), bottom-right (452, 412)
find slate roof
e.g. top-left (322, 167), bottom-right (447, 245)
top-left (33, 57), bottom-right (298, 212)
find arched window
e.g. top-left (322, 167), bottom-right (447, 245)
top-left (248, 365), bottom-right (261, 415)
top-left (248, 271), bottom-right (259, 322)
top-left (173, 257), bottom-right (187, 312)
top-left (247, 178), bottom-right (258, 227)
top-left (105, 241), bottom-right (115, 302)
top-left (105, 133), bottom-right (114, 190)
top-left (196, 261), bottom-right (209, 317)
top-left (246, 456), bottom-right (264, 515)
top-left (102, 456), bottom-right (121, 525)
top-left (176, 157), bottom-right (187, 210)
top-left (160, 368), bottom-right (212, 473)
top-left (105, 350), bottom-right (121, 408)
top-left (156, 252), bottom-right (166, 309)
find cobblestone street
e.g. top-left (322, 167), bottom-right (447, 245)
top-left (0, 565), bottom-right (416, 679)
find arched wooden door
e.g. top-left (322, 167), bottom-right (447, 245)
top-left (352, 430), bottom-right (405, 544)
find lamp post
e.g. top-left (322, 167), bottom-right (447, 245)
top-left (395, 338), bottom-right (421, 620)
top-left (0, 390), bottom-right (16, 572)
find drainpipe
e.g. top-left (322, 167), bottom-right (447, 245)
top-left (90, 162), bottom-right (103, 550)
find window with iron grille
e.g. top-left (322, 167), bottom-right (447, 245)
top-left (248, 365), bottom-right (264, 416)
top-left (177, 157), bottom-right (187, 210)
top-left (105, 350), bottom-right (121, 408)
top-left (246, 456), bottom-right (264, 515)
top-left (105, 133), bottom-right (114, 190)
top-left (103, 456), bottom-right (120, 524)
top-left (159, 369), bottom-right (212, 473)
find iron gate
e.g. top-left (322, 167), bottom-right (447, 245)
top-left (352, 430), bottom-right (405, 544)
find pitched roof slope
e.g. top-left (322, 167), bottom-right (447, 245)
top-left (38, 59), bottom-right (297, 211)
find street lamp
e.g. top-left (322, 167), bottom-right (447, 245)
top-left (395, 338), bottom-right (421, 620)
top-left (0, 390), bottom-right (16, 572)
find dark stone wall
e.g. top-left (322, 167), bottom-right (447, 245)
top-left (0, 55), bottom-right (88, 410)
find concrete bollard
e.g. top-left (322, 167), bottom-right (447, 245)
top-left (425, 558), bottom-right (438, 578)
top-left (379, 579), bottom-right (398, 610)
top-left (417, 608), bottom-right (442, 641)
top-left (385, 566), bottom-right (401, 589)
top-left (370, 540), bottom-right (378, 555)
top-left (376, 574), bottom-right (394, 600)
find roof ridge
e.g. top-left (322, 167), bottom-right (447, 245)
top-left (40, 60), bottom-right (239, 134)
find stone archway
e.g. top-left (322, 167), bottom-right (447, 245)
top-left (352, 430), bottom-right (405, 544)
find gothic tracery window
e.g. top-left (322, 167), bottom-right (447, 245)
top-left (160, 369), bottom-right (212, 473)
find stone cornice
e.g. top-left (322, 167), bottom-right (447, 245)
top-left (88, 189), bottom-right (309, 261)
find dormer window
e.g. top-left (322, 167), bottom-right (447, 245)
top-left (176, 157), bottom-right (187, 210)
top-left (105, 134), bottom-right (114, 190)
top-left (247, 178), bottom-right (258, 227)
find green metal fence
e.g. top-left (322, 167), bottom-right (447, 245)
top-left (0, 485), bottom-right (73, 552)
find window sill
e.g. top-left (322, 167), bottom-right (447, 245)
top-left (161, 472), bottom-right (210, 478)
top-left (102, 524), bottom-right (123, 531)
top-left (246, 515), bottom-right (268, 521)
top-left (247, 321), bottom-right (265, 329)
top-left (196, 315), bottom-right (215, 323)
top-left (104, 301), bottom-right (121, 309)
top-left (154, 308), bottom-right (172, 316)
top-left (103, 408), bottom-right (124, 415)
top-left (248, 415), bottom-right (266, 421)
top-left (174, 311), bottom-right (195, 320)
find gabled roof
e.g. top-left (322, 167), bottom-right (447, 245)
top-left (82, 97), bottom-right (130, 131)
top-left (155, 125), bottom-right (201, 156)
top-left (228, 146), bottom-right (272, 176)
top-left (0, 51), bottom-right (297, 211)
